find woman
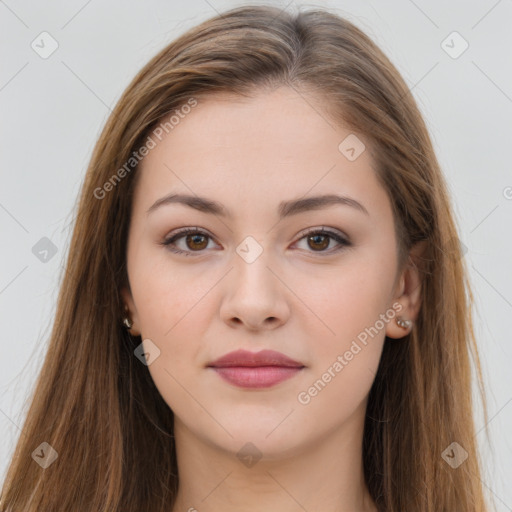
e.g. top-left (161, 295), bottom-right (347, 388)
top-left (0, 4), bottom-right (493, 511)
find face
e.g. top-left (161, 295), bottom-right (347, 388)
top-left (122, 86), bottom-right (416, 458)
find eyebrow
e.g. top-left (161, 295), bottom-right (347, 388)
top-left (146, 192), bottom-right (369, 218)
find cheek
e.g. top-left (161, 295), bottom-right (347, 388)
top-left (128, 253), bottom-right (217, 409)
top-left (129, 247), bottom-right (214, 339)
top-left (293, 264), bottom-right (391, 416)
top-left (294, 259), bottom-right (393, 414)
top-left (301, 258), bottom-right (394, 355)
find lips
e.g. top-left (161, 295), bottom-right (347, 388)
top-left (207, 349), bottom-right (305, 389)
top-left (207, 349), bottom-right (304, 369)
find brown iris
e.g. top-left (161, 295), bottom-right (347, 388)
top-left (182, 231), bottom-right (332, 252)
top-left (307, 233), bottom-right (329, 251)
top-left (186, 233), bottom-right (209, 251)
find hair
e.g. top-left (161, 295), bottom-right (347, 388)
top-left (0, 4), bottom-right (492, 511)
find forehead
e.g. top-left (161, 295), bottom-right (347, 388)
top-left (133, 87), bottom-right (389, 222)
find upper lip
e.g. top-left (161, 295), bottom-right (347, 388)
top-left (207, 349), bottom-right (304, 368)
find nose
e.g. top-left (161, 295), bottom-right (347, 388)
top-left (220, 249), bottom-right (290, 332)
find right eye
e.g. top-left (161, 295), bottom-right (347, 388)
top-left (161, 228), bottom-right (217, 256)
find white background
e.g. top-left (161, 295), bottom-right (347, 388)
top-left (1, 0), bottom-right (511, 509)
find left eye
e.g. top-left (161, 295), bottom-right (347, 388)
top-left (161, 227), bottom-right (351, 256)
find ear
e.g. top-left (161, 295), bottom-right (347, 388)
top-left (385, 240), bottom-right (427, 340)
top-left (120, 285), bottom-right (141, 337)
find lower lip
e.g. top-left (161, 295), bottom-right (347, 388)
top-left (210, 366), bottom-right (303, 388)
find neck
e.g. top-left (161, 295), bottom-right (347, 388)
top-left (170, 403), bottom-right (377, 512)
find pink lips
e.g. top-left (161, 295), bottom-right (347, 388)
top-left (207, 349), bottom-right (305, 389)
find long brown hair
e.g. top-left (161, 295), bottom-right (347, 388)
top-left (0, 5), bottom-right (493, 511)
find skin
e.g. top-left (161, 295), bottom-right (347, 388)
top-left (121, 86), bottom-right (424, 512)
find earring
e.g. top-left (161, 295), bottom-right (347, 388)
top-left (396, 317), bottom-right (412, 329)
top-left (122, 317), bottom-right (133, 329)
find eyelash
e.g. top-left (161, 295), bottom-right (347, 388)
top-left (160, 227), bottom-right (352, 257)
